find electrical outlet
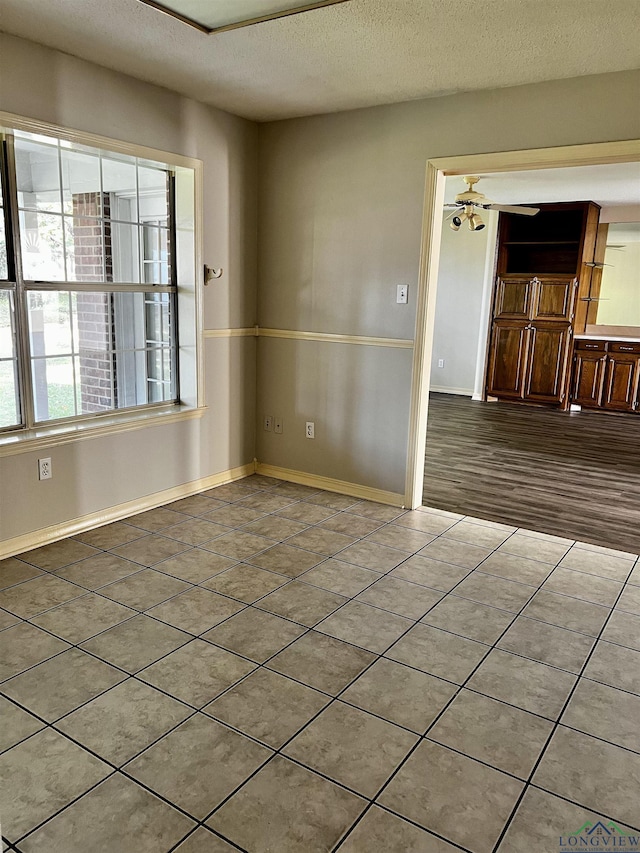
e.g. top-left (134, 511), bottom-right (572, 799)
top-left (396, 284), bottom-right (408, 304)
top-left (437, 358), bottom-right (445, 368)
top-left (305, 421), bottom-right (315, 439)
top-left (264, 416), bottom-right (273, 432)
top-left (274, 417), bottom-right (283, 434)
top-left (38, 457), bottom-right (52, 480)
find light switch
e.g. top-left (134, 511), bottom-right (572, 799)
top-left (396, 285), bottom-right (408, 304)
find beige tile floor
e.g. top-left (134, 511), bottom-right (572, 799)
top-left (1, 474), bottom-right (640, 852)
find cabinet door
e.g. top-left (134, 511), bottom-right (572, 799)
top-left (531, 276), bottom-right (578, 322)
top-left (572, 352), bottom-right (607, 407)
top-left (486, 322), bottom-right (528, 399)
top-left (523, 323), bottom-right (572, 404)
top-left (493, 277), bottom-right (532, 320)
top-left (602, 355), bottom-right (640, 412)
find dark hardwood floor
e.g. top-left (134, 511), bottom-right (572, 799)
top-left (423, 393), bottom-right (640, 554)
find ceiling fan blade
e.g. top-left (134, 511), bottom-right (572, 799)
top-left (485, 204), bottom-right (540, 216)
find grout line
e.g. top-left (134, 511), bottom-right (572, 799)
top-left (489, 556), bottom-right (640, 851)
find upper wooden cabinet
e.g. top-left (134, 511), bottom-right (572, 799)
top-left (494, 275), bottom-right (578, 322)
top-left (532, 276), bottom-right (577, 322)
top-left (493, 277), bottom-right (532, 320)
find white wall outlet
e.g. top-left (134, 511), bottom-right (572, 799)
top-left (305, 421), bottom-right (315, 439)
top-left (437, 358), bottom-right (445, 368)
top-left (264, 416), bottom-right (273, 431)
top-left (274, 417), bottom-right (283, 434)
top-left (396, 284), bottom-right (408, 304)
top-left (38, 457), bottom-right (52, 480)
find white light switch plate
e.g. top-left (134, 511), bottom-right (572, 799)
top-left (396, 285), bottom-right (408, 304)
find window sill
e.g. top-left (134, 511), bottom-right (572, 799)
top-left (0, 405), bottom-right (207, 458)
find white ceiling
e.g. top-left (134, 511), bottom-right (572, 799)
top-left (0, 0), bottom-right (639, 121)
top-left (444, 164), bottom-right (640, 211)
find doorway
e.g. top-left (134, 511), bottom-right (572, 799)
top-left (405, 140), bottom-right (640, 547)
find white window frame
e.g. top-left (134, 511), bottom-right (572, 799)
top-left (0, 111), bottom-right (205, 457)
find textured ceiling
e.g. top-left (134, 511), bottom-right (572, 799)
top-left (0, 0), bottom-right (639, 121)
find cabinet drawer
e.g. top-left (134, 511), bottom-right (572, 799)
top-left (609, 342), bottom-right (640, 355)
top-left (575, 340), bottom-right (607, 352)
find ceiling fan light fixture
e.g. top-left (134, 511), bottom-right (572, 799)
top-left (468, 212), bottom-right (485, 231)
top-left (450, 216), bottom-right (462, 231)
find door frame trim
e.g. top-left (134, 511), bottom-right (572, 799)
top-left (405, 139), bottom-right (640, 509)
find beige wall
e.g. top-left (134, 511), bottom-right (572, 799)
top-left (0, 33), bottom-right (258, 544)
top-left (1, 33), bottom-right (639, 541)
top-left (431, 209), bottom-right (496, 396)
top-left (256, 69), bottom-right (640, 495)
top-left (598, 240), bottom-right (640, 326)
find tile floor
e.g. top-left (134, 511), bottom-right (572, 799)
top-left (1, 474), bottom-right (639, 852)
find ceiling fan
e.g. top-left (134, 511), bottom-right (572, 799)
top-left (445, 176), bottom-right (540, 232)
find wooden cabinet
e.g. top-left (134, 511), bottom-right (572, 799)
top-left (572, 341), bottom-right (607, 407)
top-left (524, 323), bottom-right (573, 404)
top-left (486, 322), bottom-right (529, 399)
top-left (532, 276), bottom-right (578, 322)
top-left (493, 277), bottom-right (532, 320)
top-left (486, 202), bottom-right (600, 408)
top-left (486, 275), bottom-right (577, 404)
top-left (571, 339), bottom-right (640, 412)
top-left (603, 343), bottom-right (640, 412)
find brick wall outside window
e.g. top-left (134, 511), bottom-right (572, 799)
top-left (72, 192), bottom-right (116, 413)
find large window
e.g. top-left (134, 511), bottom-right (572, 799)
top-left (0, 127), bottom-right (181, 432)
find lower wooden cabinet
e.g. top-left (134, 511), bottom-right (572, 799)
top-left (571, 340), bottom-right (640, 413)
top-left (486, 322), bottom-right (528, 399)
top-left (486, 321), bottom-right (572, 405)
top-left (572, 342), bottom-right (607, 407)
top-left (524, 324), bottom-right (573, 404)
top-left (603, 353), bottom-right (640, 412)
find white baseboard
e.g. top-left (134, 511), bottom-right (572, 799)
top-left (430, 386), bottom-right (474, 397)
top-left (256, 462), bottom-right (405, 508)
top-left (1, 462), bottom-right (256, 561)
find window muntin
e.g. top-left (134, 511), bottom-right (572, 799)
top-left (0, 290), bottom-right (21, 428)
top-left (0, 177), bottom-right (9, 279)
top-left (1, 128), bottom-right (180, 434)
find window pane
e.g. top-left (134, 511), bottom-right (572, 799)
top-left (19, 211), bottom-right (66, 280)
top-left (0, 291), bottom-right (21, 428)
top-left (32, 356), bottom-right (77, 421)
top-left (15, 138), bottom-right (62, 213)
top-left (28, 291), bottom-right (74, 357)
top-left (111, 222), bottom-right (140, 283)
top-left (142, 225), bottom-right (170, 284)
top-left (145, 296), bottom-right (171, 343)
top-left (0, 360), bottom-right (20, 427)
top-left (138, 166), bottom-right (169, 222)
top-left (76, 291), bottom-right (114, 413)
top-left (61, 149), bottom-right (102, 216)
top-left (102, 156), bottom-right (137, 222)
top-left (65, 216), bottom-right (105, 282)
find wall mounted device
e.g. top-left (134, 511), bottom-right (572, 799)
top-left (204, 265), bottom-right (223, 284)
